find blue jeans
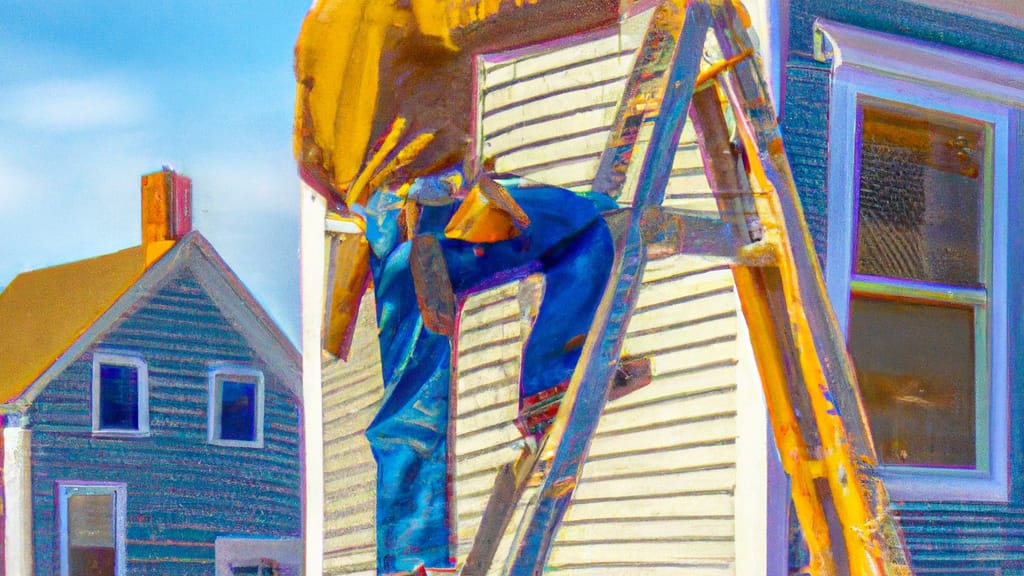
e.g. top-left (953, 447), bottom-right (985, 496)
top-left (365, 179), bottom-right (614, 573)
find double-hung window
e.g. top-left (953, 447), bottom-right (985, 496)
top-left (92, 352), bottom-right (149, 436)
top-left (208, 367), bottom-right (265, 448)
top-left (816, 20), bottom-right (1019, 501)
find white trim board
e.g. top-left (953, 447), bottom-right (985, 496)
top-left (814, 19), bottom-right (1024, 106)
top-left (207, 366), bottom-right (266, 448)
top-left (91, 352), bottom-right (150, 436)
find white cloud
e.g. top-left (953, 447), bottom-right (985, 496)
top-left (0, 155), bottom-right (39, 212)
top-left (2, 78), bottom-right (153, 131)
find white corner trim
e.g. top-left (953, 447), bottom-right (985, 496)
top-left (207, 367), bottom-right (266, 448)
top-left (4, 426), bottom-right (33, 576)
top-left (300, 181), bottom-right (328, 576)
top-left (733, 293), bottom-right (788, 576)
top-left (91, 352), bottom-right (150, 436)
top-left (814, 18), bottom-right (1024, 106)
top-left (746, 0), bottom-right (786, 113)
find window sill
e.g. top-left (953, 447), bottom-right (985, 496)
top-left (881, 466), bottom-right (1008, 503)
top-left (208, 438), bottom-right (264, 449)
top-left (92, 429), bottom-right (151, 439)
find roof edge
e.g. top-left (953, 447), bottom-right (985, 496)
top-left (181, 232), bottom-right (302, 399)
top-left (9, 236), bottom-right (192, 410)
top-left (7, 231), bottom-right (301, 410)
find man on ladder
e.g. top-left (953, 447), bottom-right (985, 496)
top-left (295, 1), bottom-right (631, 573)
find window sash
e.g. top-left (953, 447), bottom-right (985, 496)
top-left (208, 367), bottom-right (265, 448)
top-left (850, 275), bottom-right (987, 307)
top-left (59, 483), bottom-right (127, 576)
top-left (99, 365), bottom-right (139, 431)
top-left (219, 380), bottom-right (258, 442)
top-left (91, 353), bottom-right (149, 436)
top-left (847, 287), bottom-right (990, 473)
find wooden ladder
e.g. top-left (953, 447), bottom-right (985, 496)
top-left (462, 1), bottom-right (913, 575)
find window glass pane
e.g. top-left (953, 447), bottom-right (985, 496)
top-left (100, 364), bottom-right (139, 430)
top-left (68, 493), bottom-right (115, 576)
top-left (856, 98), bottom-right (985, 287)
top-left (220, 380), bottom-right (256, 441)
top-left (848, 296), bottom-right (976, 468)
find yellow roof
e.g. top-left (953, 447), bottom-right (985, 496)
top-left (0, 242), bottom-right (173, 404)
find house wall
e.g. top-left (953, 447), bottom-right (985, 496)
top-left (27, 268), bottom-right (302, 575)
top-left (782, 1), bottom-right (1024, 572)
top-left (782, 0), bottom-right (1024, 264)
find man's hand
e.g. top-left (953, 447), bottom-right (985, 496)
top-left (406, 169), bottom-right (462, 206)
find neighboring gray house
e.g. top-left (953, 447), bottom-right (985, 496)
top-left (0, 169), bottom-right (303, 576)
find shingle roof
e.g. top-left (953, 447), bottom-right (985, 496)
top-left (0, 241), bottom-right (174, 404)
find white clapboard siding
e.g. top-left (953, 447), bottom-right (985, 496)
top-left (451, 263), bottom-right (741, 573)
top-left (453, 283), bottom-right (525, 558)
top-left (322, 291), bottom-right (383, 576)
top-left (547, 260), bottom-right (738, 574)
top-left (455, 6), bottom-right (740, 574)
top-left (478, 10), bottom-right (653, 191)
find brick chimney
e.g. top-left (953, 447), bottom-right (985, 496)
top-left (141, 167), bottom-right (192, 243)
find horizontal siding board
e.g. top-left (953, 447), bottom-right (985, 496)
top-left (453, 284), bottom-right (523, 561)
top-left (890, 505), bottom-right (1024, 571)
top-left (544, 565), bottom-right (733, 576)
top-left (547, 539), bottom-right (735, 564)
top-left (483, 59), bottom-right (630, 116)
top-left (556, 516), bottom-right (735, 542)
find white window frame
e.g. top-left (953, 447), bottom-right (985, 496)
top-left (816, 19), bottom-right (1019, 502)
top-left (58, 482), bottom-right (128, 576)
top-left (208, 366), bottom-right (265, 448)
top-left (92, 352), bottom-right (150, 436)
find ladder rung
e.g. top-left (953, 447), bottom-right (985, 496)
top-left (694, 48), bottom-right (755, 88)
top-left (806, 458), bottom-right (829, 479)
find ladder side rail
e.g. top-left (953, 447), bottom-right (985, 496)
top-left (707, 1), bottom-right (876, 459)
top-left (591, 1), bottom-right (692, 198)
top-left (689, 84), bottom-right (838, 575)
top-left (728, 87), bottom-right (910, 575)
top-left (506, 2), bottom-right (713, 574)
top-left (708, 2), bottom-right (912, 573)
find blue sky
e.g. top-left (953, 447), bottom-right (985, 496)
top-left (0, 1), bottom-right (310, 346)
